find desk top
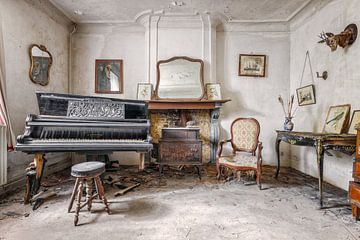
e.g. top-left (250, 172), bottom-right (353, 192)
top-left (276, 130), bottom-right (356, 138)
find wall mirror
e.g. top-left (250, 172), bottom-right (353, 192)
top-left (155, 56), bottom-right (205, 100)
top-left (29, 44), bottom-right (52, 86)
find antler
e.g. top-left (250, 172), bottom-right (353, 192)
top-left (318, 31), bottom-right (328, 43)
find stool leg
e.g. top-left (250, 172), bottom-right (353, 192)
top-left (95, 176), bottom-right (110, 214)
top-left (68, 178), bottom-right (79, 213)
top-left (86, 179), bottom-right (93, 212)
top-left (74, 179), bottom-right (84, 226)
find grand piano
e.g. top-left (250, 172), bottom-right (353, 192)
top-left (16, 92), bottom-right (153, 203)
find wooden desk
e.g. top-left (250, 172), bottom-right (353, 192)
top-left (275, 130), bottom-right (356, 208)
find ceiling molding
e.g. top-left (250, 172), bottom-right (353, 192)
top-left (49, 0), bottom-right (315, 25)
top-left (285, 0), bottom-right (313, 22)
top-left (49, 0), bottom-right (76, 23)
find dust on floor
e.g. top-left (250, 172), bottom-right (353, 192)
top-left (0, 165), bottom-right (359, 240)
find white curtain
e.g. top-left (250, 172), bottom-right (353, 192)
top-left (0, 12), bottom-right (15, 150)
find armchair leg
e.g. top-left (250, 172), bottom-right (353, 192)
top-left (256, 168), bottom-right (262, 190)
top-left (216, 163), bottom-right (221, 180)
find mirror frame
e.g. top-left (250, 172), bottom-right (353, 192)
top-left (154, 56), bottom-right (205, 100)
top-left (29, 44), bottom-right (53, 86)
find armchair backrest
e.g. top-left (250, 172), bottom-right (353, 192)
top-left (230, 118), bottom-right (260, 154)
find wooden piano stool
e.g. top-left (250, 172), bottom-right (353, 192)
top-left (68, 162), bottom-right (110, 226)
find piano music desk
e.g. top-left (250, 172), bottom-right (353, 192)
top-left (275, 130), bottom-right (356, 208)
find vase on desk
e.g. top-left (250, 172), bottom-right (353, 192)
top-left (284, 117), bottom-right (294, 131)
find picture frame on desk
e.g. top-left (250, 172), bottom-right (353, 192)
top-left (348, 110), bottom-right (360, 134)
top-left (323, 104), bottom-right (351, 134)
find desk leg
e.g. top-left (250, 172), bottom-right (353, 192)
top-left (275, 137), bottom-right (281, 178)
top-left (315, 139), bottom-right (324, 208)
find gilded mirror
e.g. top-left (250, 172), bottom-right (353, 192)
top-left (29, 44), bottom-right (52, 86)
top-left (155, 56), bottom-right (205, 100)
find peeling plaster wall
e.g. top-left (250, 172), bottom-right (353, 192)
top-left (289, 0), bottom-right (360, 190)
top-left (0, 0), bottom-right (71, 186)
top-left (217, 30), bottom-right (291, 166)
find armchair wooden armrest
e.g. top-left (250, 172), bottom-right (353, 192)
top-left (217, 139), bottom-right (232, 158)
top-left (257, 141), bottom-right (263, 162)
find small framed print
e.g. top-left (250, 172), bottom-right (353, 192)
top-left (323, 104), bottom-right (351, 134)
top-left (348, 110), bottom-right (360, 134)
top-left (137, 83), bottom-right (153, 100)
top-left (95, 59), bottom-right (123, 94)
top-left (239, 54), bottom-right (266, 77)
top-left (296, 84), bottom-right (316, 106)
top-left (206, 83), bottom-right (222, 100)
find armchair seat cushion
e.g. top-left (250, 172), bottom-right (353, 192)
top-left (218, 153), bottom-right (258, 168)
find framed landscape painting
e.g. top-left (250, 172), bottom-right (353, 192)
top-left (322, 104), bottom-right (351, 134)
top-left (296, 84), bottom-right (316, 106)
top-left (238, 54), bottom-right (266, 77)
top-left (95, 59), bottom-right (123, 94)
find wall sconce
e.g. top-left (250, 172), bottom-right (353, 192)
top-left (316, 71), bottom-right (328, 80)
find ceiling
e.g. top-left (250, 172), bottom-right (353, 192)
top-left (49, 0), bottom-right (313, 23)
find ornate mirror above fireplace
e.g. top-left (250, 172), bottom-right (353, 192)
top-left (155, 56), bottom-right (205, 100)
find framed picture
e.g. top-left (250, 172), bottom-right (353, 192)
top-left (137, 83), bottom-right (153, 100)
top-left (323, 104), bottom-right (351, 134)
top-left (296, 84), bottom-right (316, 106)
top-left (348, 110), bottom-right (360, 134)
top-left (238, 54), bottom-right (266, 77)
top-left (95, 59), bottom-right (123, 94)
top-left (206, 83), bottom-right (222, 100)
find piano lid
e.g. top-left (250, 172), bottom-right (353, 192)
top-left (36, 92), bottom-right (148, 120)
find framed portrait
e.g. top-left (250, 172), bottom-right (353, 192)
top-left (238, 54), bottom-right (266, 77)
top-left (322, 104), bottom-right (351, 134)
top-left (348, 110), bottom-right (360, 134)
top-left (95, 59), bottom-right (123, 94)
top-left (206, 83), bottom-right (222, 100)
top-left (296, 84), bottom-right (316, 106)
top-left (137, 83), bottom-right (153, 100)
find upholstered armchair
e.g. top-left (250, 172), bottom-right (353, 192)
top-left (216, 118), bottom-right (263, 189)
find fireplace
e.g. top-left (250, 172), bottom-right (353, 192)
top-left (148, 100), bottom-right (229, 163)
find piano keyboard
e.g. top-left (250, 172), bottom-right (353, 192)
top-left (30, 138), bottom-right (146, 143)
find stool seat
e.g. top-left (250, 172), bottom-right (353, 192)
top-left (71, 162), bottom-right (105, 178)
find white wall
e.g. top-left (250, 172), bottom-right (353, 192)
top-left (0, 0), bottom-right (71, 185)
top-left (217, 30), bottom-right (291, 166)
top-left (72, 24), bottom-right (145, 99)
top-left (289, 0), bottom-right (360, 190)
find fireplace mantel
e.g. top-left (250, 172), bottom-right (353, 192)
top-left (147, 99), bottom-right (230, 110)
top-left (148, 99), bottom-right (230, 163)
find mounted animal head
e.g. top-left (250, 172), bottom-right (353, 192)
top-left (318, 24), bottom-right (358, 51)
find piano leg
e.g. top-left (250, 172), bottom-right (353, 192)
top-left (139, 153), bottom-right (145, 171)
top-left (24, 153), bottom-right (46, 204)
